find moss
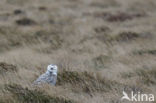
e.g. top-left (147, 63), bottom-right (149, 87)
top-left (5, 84), bottom-right (75, 103)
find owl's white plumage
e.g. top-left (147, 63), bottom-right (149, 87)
top-left (33, 64), bottom-right (58, 85)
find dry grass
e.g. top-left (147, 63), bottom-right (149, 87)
top-left (0, 62), bottom-right (17, 74)
top-left (121, 68), bottom-right (156, 86)
top-left (133, 49), bottom-right (156, 55)
top-left (3, 84), bottom-right (75, 103)
top-left (57, 70), bottom-right (118, 94)
top-left (111, 32), bottom-right (140, 42)
top-left (0, 0), bottom-right (156, 102)
top-left (136, 68), bottom-right (156, 85)
top-left (15, 18), bottom-right (37, 26)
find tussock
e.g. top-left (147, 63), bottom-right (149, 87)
top-left (5, 84), bottom-right (75, 103)
top-left (57, 70), bottom-right (118, 94)
top-left (121, 68), bottom-right (156, 85)
top-left (0, 62), bottom-right (17, 74)
top-left (94, 26), bottom-right (110, 33)
top-left (14, 9), bottom-right (24, 15)
top-left (110, 32), bottom-right (140, 42)
top-left (133, 50), bottom-right (156, 55)
top-left (16, 18), bottom-right (37, 26)
top-left (92, 55), bottom-right (110, 69)
top-left (94, 12), bottom-right (146, 22)
top-left (136, 68), bottom-right (156, 85)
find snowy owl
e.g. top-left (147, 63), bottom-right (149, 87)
top-left (33, 64), bottom-right (58, 86)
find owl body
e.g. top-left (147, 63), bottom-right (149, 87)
top-left (34, 64), bottom-right (58, 86)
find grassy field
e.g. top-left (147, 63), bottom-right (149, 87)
top-left (0, 0), bottom-right (156, 103)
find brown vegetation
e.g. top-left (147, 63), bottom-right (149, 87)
top-left (0, 0), bottom-right (156, 103)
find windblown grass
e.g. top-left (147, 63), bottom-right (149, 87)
top-left (121, 68), bottom-right (156, 85)
top-left (0, 62), bottom-right (17, 74)
top-left (110, 32), bottom-right (140, 42)
top-left (133, 50), bottom-right (156, 55)
top-left (4, 84), bottom-right (75, 103)
top-left (136, 68), bottom-right (156, 85)
top-left (57, 70), bottom-right (119, 94)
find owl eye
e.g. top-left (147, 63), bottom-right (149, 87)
top-left (51, 68), bottom-right (53, 70)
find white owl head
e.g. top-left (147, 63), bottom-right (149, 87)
top-left (47, 64), bottom-right (58, 75)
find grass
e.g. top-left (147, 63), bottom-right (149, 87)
top-left (4, 84), bottom-right (75, 103)
top-left (94, 26), bottom-right (110, 33)
top-left (106, 12), bottom-right (146, 22)
top-left (92, 55), bottom-right (110, 69)
top-left (110, 32), bottom-right (140, 42)
top-left (0, 26), bottom-right (63, 52)
top-left (121, 68), bottom-right (156, 86)
top-left (0, 26), bottom-right (23, 52)
top-left (94, 11), bottom-right (146, 22)
top-left (0, 0), bottom-right (156, 102)
top-left (95, 31), bottom-right (140, 43)
top-left (121, 72), bottom-right (135, 78)
top-left (15, 18), bottom-right (37, 26)
top-left (57, 70), bottom-right (118, 94)
top-left (136, 68), bottom-right (156, 85)
top-left (34, 30), bottom-right (63, 49)
top-left (13, 9), bottom-right (24, 15)
top-left (133, 50), bottom-right (156, 55)
top-left (0, 62), bottom-right (17, 74)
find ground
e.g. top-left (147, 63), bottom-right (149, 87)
top-left (0, 0), bottom-right (156, 103)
